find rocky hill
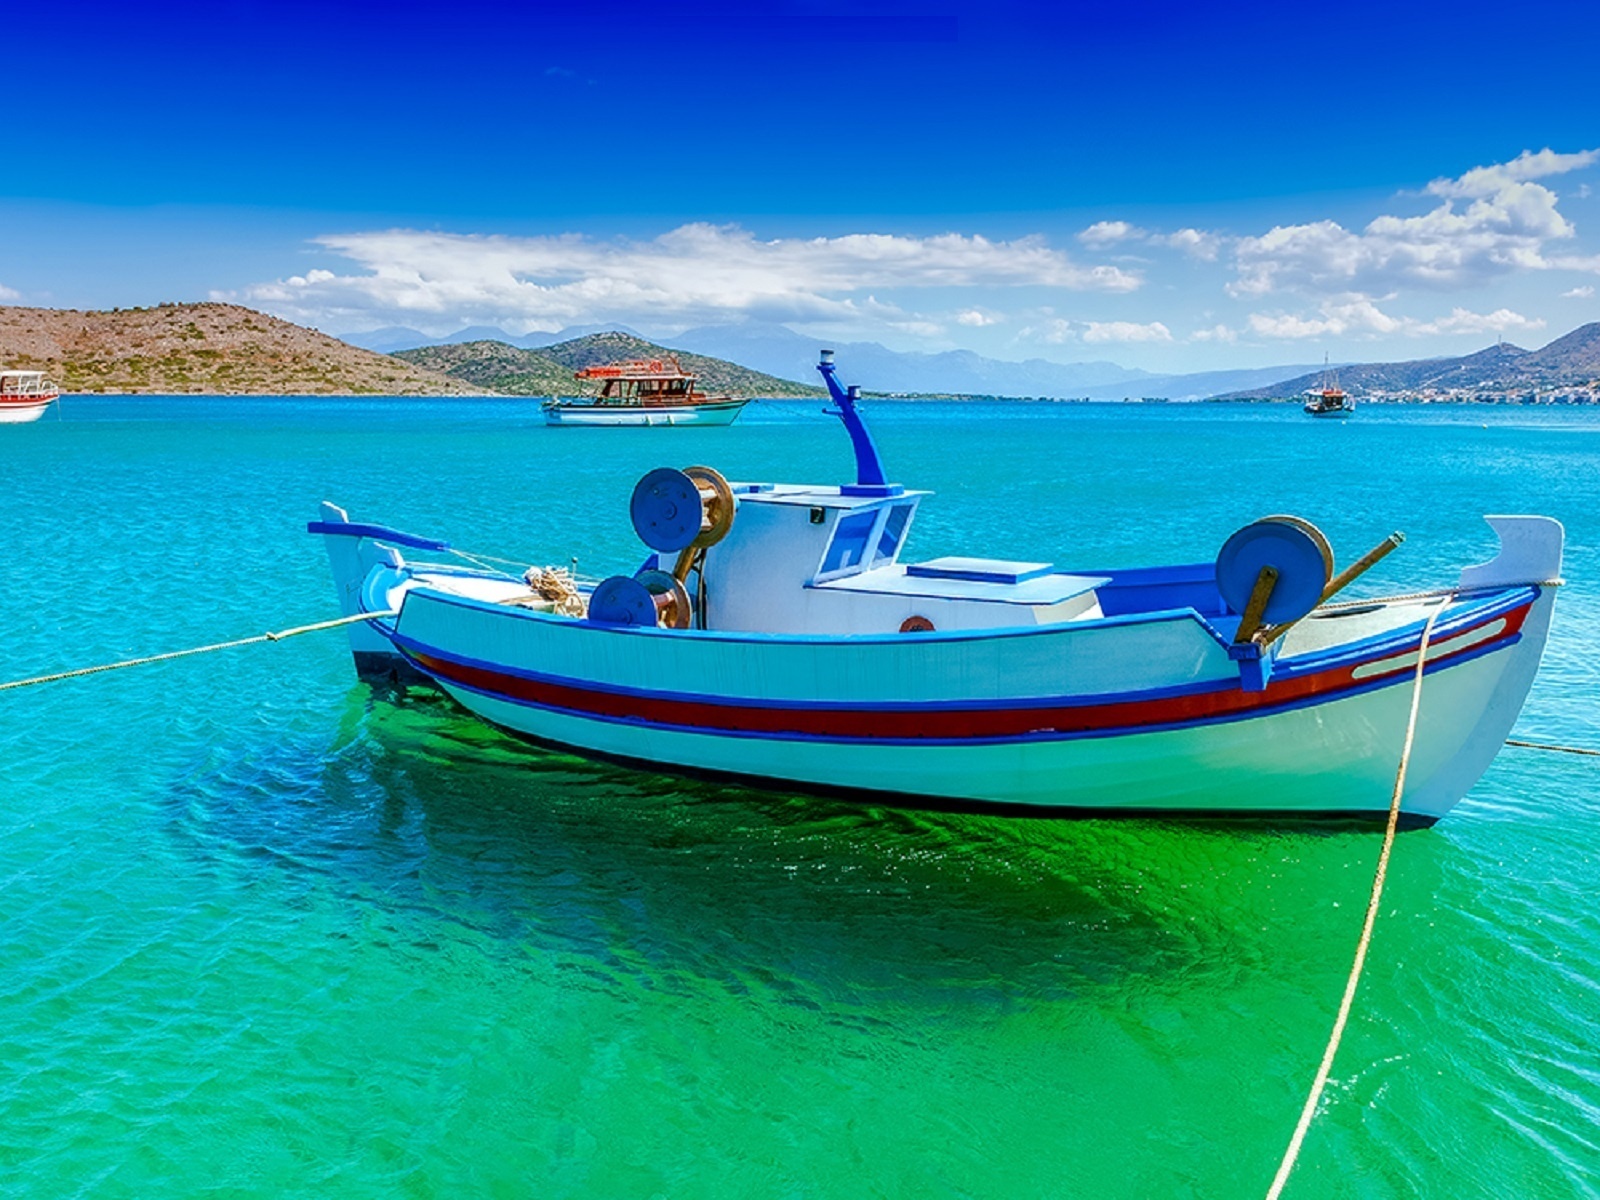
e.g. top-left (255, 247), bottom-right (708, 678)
top-left (1215, 323), bottom-right (1600, 402)
top-left (397, 331), bottom-right (824, 398)
top-left (0, 303), bottom-right (480, 395)
top-left (1513, 321), bottom-right (1600, 380)
top-left (391, 340), bottom-right (577, 396)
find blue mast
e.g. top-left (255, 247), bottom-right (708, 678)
top-left (816, 350), bottom-right (903, 497)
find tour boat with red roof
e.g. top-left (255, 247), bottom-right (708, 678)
top-left (1304, 359), bottom-right (1355, 417)
top-left (544, 356), bottom-right (748, 426)
top-left (313, 352), bottom-right (1562, 823)
top-left (0, 370), bottom-right (59, 424)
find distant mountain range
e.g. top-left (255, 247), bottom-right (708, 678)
top-left (394, 331), bottom-right (822, 398)
top-left (347, 318), bottom-right (1321, 401)
top-left (667, 322), bottom-right (1150, 394)
top-left (347, 323), bottom-right (644, 355)
top-left (13, 304), bottom-right (1597, 402)
top-left (1216, 323), bottom-right (1600, 400)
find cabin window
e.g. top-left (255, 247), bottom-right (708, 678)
top-left (818, 511), bottom-right (878, 578)
top-left (874, 503), bottom-right (913, 564)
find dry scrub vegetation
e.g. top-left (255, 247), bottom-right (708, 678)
top-left (0, 302), bottom-right (484, 395)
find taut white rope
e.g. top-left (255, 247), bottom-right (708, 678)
top-left (0, 610), bottom-right (398, 693)
top-left (1264, 598), bottom-right (1448, 1199)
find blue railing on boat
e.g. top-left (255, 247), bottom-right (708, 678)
top-left (305, 519), bottom-right (451, 553)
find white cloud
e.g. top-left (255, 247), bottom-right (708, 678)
top-left (227, 224), bottom-right (1139, 334)
top-left (0, 282), bottom-right (20, 302)
top-left (1247, 309), bottom-right (1354, 340)
top-left (1426, 148), bottom-right (1599, 199)
top-left (1550, 254), bottom-right (1600, 273)
top-left (1229, 147), bottom-right (1597, 297)
top-left (1082, 320), bottom-right (1173, 344)
top-left (1016, 317), bottom-right (1076, 344)
top-left (1015, 317), bottom-right (1173, 345)
top-left (1190, 324), bottom-right (1237, 343)
top-left (1161, 228), bottom-right (1223, 261)
top-left (955, 308), bottom-right (1000, 326)
top-left (1413, 307), bottom-right (1545, 335)
top-left (1562, 285), bottom-right (1595, 298)
top-left (1246, 299), bottom-right (1543, 340)
top-left (1078, 220), bottom-right (1144, 247)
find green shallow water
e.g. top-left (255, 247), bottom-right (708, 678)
top-left (2, 396), bottom-right (1598, 1198)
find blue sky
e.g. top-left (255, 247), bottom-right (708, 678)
top-left (6, 0), bottom-right (1600, 372)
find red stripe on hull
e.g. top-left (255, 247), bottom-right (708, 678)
top-left (402, 604), bottom-right (1530, 741)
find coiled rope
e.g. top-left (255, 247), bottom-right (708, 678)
top-left (524, 566), bottom-right (587, 617)
top-left (1265, 599), bottom-right (1448, 1199)
top-left (0, 610), bottom-right (398, 693)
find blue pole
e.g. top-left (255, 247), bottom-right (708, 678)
top-left (816, 350), bottom-right (898, 495)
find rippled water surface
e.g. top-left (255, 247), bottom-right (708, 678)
top-left (3, 397), bottom-right (1598, 1198)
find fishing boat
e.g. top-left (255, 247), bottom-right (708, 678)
top-left (1304, 359), bottom-right (1355, 417)
top-left (312, 352), bottom-right (1562, 823)
top-left (543, 356), bottom-right (748, 426)
top-left (0, 370), bottom-right (60, 423)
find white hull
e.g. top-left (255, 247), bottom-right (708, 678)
top-left (0, 399), bottom-right (54, 424)
top-left (365, 560), bottom-right (1556, 822)
top-left (544, 400), bottom-right (747, 427)
top-left (434, 634), bottom-right (1532, 820)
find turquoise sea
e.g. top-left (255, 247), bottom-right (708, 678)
top-left (3, 396), bottom-right (1598, 1198)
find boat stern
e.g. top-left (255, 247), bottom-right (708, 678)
top-left (1401, 515), bottom-right (1565, 817)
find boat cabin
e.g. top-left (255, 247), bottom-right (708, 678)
top-left (685, 482), bottom-right (1109, 634)
top-left (575, 358), bottom-right (719, 407)
top-left (0, 370), bottom-right (56, 397)
top-left (620, 349), bottom-right (1109, 635)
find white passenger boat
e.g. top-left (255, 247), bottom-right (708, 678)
top-left (0, 370), bottom-right (60, 423)
top-left (543, 357), bottom-right (748, 426)
top-left (314, 352), bottom-right (1562, 823)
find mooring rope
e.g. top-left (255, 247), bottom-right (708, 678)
top-left (0, 610), bottom-right (398, 693)
top-left (1265, 598), bottom-right (1449, 1199)
top-left (1505, 738), bottom-right (1600, 757)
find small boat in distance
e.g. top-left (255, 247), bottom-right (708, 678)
top-left (0, 370), bottom-right (60, 423)
top-left (1304, 357), bottom-right (1354, 418)
top-left (543, 356), bottom-right (749, 426)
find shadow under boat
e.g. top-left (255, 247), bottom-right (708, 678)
top-left (155, 681), bottom-right (1446, 1017)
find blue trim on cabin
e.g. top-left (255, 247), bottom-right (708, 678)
top-left (307, 520), bottom-right (451, 553)
top-left (403, 631), bottom-right (1522, 748)
top-left (807, 569), bottom-right (1107, 607)
top-left (840, 482), bottom-right (906, 497)
top-left (906, 557), bottom-right (1057, 585)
